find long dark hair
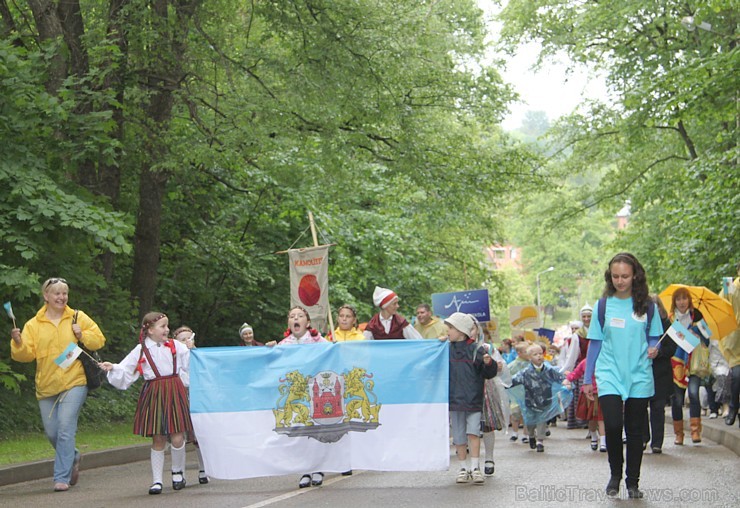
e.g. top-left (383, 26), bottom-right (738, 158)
top-left (603, 252), bottom-right (650, 316)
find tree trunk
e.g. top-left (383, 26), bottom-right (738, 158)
top-left (130, 0), bottom-right (200, 318)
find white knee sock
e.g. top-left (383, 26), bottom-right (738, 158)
top-left (196, 445), bottom-right (205, 471)
top-left (483, 431), bottom-right (495, 461)
top-left (171, 443), bottom-right (186, 474)
top-left (151, 448), bottom-right (165, 485)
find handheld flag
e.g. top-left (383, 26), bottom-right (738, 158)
top-left (696, 319), bottom-right (712, 339)
top-left (54, 343), bottom-right (83, 369)
top-left (3, 302), bottom-right (16, 328)
top-left (665, 320), bottom-right (700, 354)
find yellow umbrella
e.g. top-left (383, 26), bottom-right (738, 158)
top-left (659, 284), bottom-right (738, 339)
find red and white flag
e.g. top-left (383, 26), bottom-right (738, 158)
top-left (289, 245), bottom-right (330, 332)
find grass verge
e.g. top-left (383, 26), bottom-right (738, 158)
top-left (0, 421), bottom-right (146, 466)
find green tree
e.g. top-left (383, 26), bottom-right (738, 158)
top-left (496, 0), bottom-right (739, 288)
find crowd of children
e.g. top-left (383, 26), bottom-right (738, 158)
top-left (28, 276), bottom-right (732, 498)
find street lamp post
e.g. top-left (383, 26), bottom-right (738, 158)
top-left (536, 266), bottom-right (555, 326)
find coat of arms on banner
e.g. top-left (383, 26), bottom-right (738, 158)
top-left (273, 367), bottom-right (382, 443)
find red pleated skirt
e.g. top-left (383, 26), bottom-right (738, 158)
top-left (575, 391), bottom-right (603, 421)
top-left (133, 375), bottom-right (193, 437)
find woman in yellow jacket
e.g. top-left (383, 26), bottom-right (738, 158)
top-left (10, 278), bottom-right (106, 492)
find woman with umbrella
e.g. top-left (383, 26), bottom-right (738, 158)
top-left (668, 287), bottom-right (710, 444)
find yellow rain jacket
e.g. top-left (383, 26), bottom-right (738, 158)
top-left (11, 305), bottom-right (106, 399)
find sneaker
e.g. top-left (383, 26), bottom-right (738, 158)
top-left (456, 468), bottom-right (471, 484)
top-left (709, 412), bottom-right (718, 419)
top-left (536, 443), bottom-right (544, 452)
top-left (484, 461), bottom-right (495, 476)
top-left (509, 434), bottom-right (518, 442)
top-left (471, 468), bottom-right (485, 484)
top-left (70, 454), bottom-right (80, 486)
top-left (529, 438), bottom-right (537, 450)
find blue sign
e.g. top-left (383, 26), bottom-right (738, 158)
top-left (431, 289), bottom-right (490, 322)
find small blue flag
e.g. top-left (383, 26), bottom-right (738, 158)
top-left (3, 302), bottom-right (15, 321)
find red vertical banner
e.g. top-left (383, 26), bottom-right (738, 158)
top-left (289, 246), bottom-right (330, 333)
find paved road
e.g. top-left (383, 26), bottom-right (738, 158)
top-left (1, 421), bottom-right (738, 508)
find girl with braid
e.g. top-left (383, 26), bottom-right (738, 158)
top-left (100, 312), bottom-right (193, 495)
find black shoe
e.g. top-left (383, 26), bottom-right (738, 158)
top-left (299, 474), bottom-right (311, 488)
top-left (627, 485), bottom-right (644, 499)
top-left (725, 411), bottom-right (737, 426)
top-left (172, 471), bottom-right (186, 491)
top-left (536, 443), bottom-right (544, 452)
top-left (521, 436), bottom-right (529, 443)
top-left (148, 482), bottom-right (163, 495)
top-left (484, 461), bottom-right (494, 476)
top-left (509, 434), bottom-right (518, 441)
top-left (529, 438), bottom-right (537, 450)
top-left (606, 476), bottom-right (620, 497)
top-left (198, 470), bottom-right (209, 484)
top-left (311, 472), bottom-right (324, 486)
top-left (652, 446), bottom-right (662, 454)
top-left (590, 441), bottom-right (598, 451)
top-left (341, 470), bottom-right (353, 476)
top-left (545, 430), bottom-right (551, 437)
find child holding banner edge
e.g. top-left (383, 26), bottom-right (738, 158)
top-left (441, 312), bottom-right (497, 485)
top-left (266, 306), bottom-right (328, 488)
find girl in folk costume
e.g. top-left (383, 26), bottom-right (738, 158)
top-left (99, 313), bottom-right (193, 495)
top-left (266, 306), bottom-right (328, 487)
top-left (567, 358), bottom-right (606, 452)
top-left (332, 304), bottom-right (365, 342)
top-left (472, 317), bottom-right (510, 477)
top-left (362, 286), bottom-right (423, 340)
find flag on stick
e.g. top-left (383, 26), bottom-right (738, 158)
top-left (54, 343), bottom-right (83, 369)
top-left (695, 319), bottom-right (712, 339)
top-left (665, 320), bottom-right (700, 353)
top-left (3, 302), bottom-right (16, 328)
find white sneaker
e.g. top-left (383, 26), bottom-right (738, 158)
top-left (471, 468), bottom-right (485, 484)
top-left (456, 468), bottom-right (471, 484)
top-left (709, 412), bottom-right (718, 419)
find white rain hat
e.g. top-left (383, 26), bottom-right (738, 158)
top-left (444, 312), bottom-right (475, 338)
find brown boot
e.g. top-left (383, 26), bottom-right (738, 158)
top-left (690, 417), bottom-right (702, 443)
top-left (673, 420), bottom-right (684, 445)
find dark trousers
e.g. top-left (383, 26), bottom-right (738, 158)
top-left (705, 377), bottom-right (720, 413)
top-left (672, 375), bottom-right (701, 419)
top-left (642, 396), bottom-right (667, 449)
top-left (600, 395), bottom-right (649, 487)
top-left (729, 365), bottom-right (740, 416)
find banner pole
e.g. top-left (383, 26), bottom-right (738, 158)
top-left (308, 211), bottom-right (335, 337)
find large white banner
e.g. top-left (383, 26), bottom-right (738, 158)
top-left (289, 245), bottom-right (330, 332)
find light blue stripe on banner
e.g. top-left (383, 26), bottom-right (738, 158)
top-left (190, 340), bottom-right (449, 414)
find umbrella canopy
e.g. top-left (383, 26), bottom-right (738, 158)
top-left (659, 284), bottom-right (738, 340)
